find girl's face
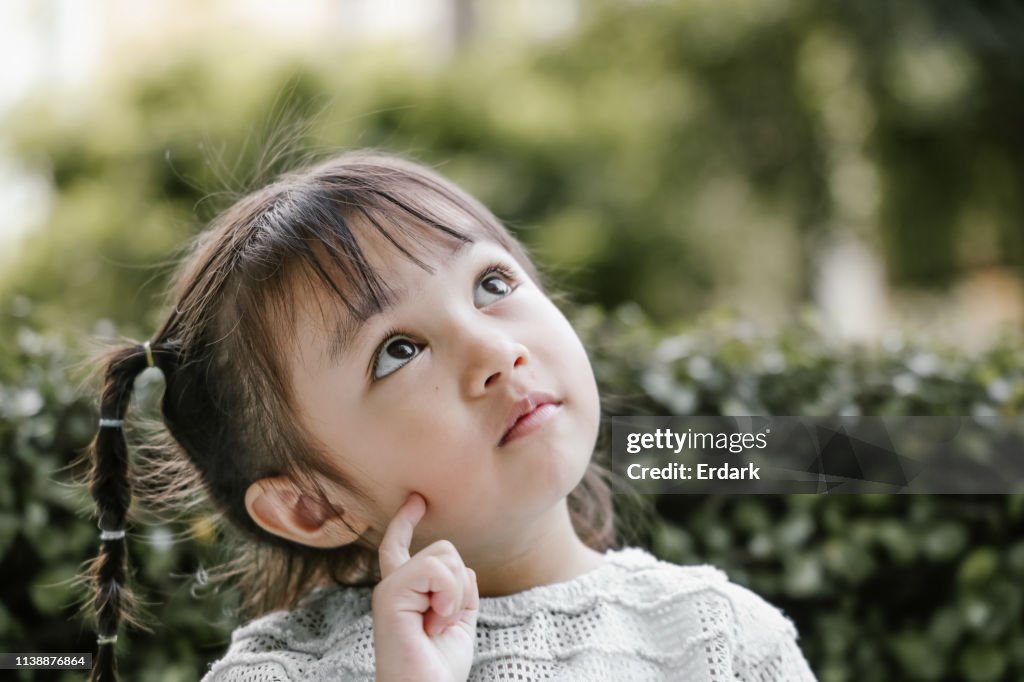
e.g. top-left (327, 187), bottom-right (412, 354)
top-left (287, 235), bottom-right (601, 552)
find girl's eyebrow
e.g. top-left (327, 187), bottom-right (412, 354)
top-left (322, 241), bottom-right (475, 365)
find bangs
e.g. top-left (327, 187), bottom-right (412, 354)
top-left (280, 200), bottom-right (474, 366)
top-left (248, 172), bottom-right (509, 374)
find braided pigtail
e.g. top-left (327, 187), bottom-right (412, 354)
top-left (85, 340), bottom-right (173, 682)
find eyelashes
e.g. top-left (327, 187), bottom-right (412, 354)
top-left (368, 261), bottom-right (520, 381)
top-left (480, 261), bottom-right (516, 284)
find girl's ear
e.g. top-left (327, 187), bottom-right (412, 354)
top-left (244, 476), bottom-right (368, 548)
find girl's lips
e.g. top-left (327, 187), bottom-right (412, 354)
top-left (499, 401), bottom-right (562, 446)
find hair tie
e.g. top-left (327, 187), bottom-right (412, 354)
top-left (98, 418), bottom-right (124, 428)
top-left (97, 633), bottom-right (118, 645)
top-left (142, 339), bottom-right (155, 368)
top-left (99, 529), bottom-right (126, 541)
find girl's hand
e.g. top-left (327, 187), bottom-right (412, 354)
top-left (372, 494), bottom-right (479, 682)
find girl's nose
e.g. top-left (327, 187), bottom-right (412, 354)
top-left (461, 332), bottom-right (530, 398)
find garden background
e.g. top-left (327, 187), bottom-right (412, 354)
top-left (1, 1), bottom-right (1023, 680)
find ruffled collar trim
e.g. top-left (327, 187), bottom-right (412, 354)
top-left (476, 546), bottom-right (661, 616)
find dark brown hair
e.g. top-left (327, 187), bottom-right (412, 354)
top-left (79, 150), bottom-right (615, 681)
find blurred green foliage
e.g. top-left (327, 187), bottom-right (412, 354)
top-left (3, 1), bottom-right (1024, 680)
top-left (0, 304), bottom-right (235, 681)
top-left (577, 305), bottom-right (1024, 682)
top-left (3, 0), bottom-right (1023, 334)
top-left (2, 299), bottom-right (1023, 681)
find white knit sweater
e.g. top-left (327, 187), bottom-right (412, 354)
top-left (201, 547), bottom-right (817, 681)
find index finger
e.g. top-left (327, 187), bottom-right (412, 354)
top-left (378, 493), bottom-right (427, 578)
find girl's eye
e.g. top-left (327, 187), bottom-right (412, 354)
top-left (474, 268), bottom-right (516, 307)
top-left (372, 336), bottom-right (421, 380)
top-left (370, 265), bottom-right (516, 381)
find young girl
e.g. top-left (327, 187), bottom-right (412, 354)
top-left (82, 151), bottom-right (817, 681)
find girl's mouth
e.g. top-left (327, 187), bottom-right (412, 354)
top-left (499, 393), bottom-right (562, 446)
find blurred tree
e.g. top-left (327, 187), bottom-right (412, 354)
top-left (3, 1), bottom-right (1023, 333)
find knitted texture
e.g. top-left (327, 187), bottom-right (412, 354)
top-left (201, 547), bottom-right (817, 681)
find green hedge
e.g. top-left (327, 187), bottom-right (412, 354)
top-left (1, 300), bottom-right (1022, 681)
top-left (577, 306), bottom-right (1024, 682)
